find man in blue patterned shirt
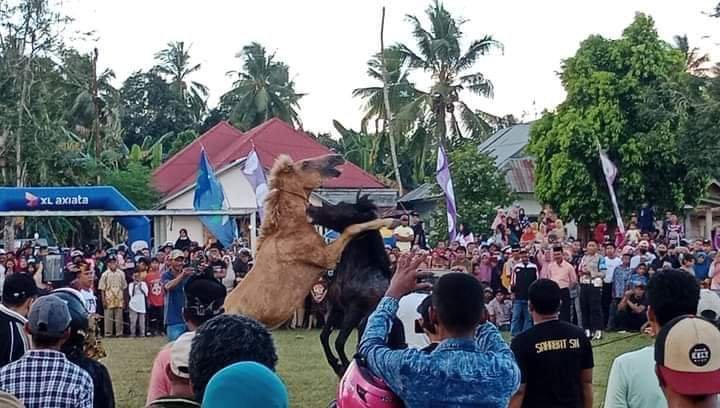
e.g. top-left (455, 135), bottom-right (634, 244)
top-left (0, 294), bottom-right (93, 408)
top-left (359, 253), bottom-right (520, 407)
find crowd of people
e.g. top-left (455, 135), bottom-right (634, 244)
top-left (0, 203), bottom-right (718, 407)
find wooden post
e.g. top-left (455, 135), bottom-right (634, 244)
top-left (250, 211), bottom-right (258, 255)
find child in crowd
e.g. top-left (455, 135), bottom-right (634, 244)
top-left (128, 270), bottom-right (149, 337)
top-left (625, 223), bottom-right (641, 246)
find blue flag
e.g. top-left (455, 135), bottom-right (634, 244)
top-left (193, 147), bottom-right (237, 247)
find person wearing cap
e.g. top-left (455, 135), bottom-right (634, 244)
top-left (162, 250), bottom-right (193, 341)
top-left (615, 282), bottom-right (648, 332)
top-left (98, 255), bottom-right (127, 337)
top-left (0, 274), bottom-right (38, 368)
top-left (654, 315), bottom-right (720, 407)
top-left (146, 275), bottom-right (227, 404)
top-left (501, 245), bottom-right (521, 291)
top-left (0, 295), bottom-right (93, 408)
top-left (232, 248), bottom-right (252, 287)
top-left (146, 332), bottom-right (198, 407)
top-left (393, 214), bottom-right (415, 252)
top-left (510, 248), bottom-right (539, 336)
top-left (510, 279), bottom-right (594, 408)
top-left (604, 269), bottom-right (701, 408)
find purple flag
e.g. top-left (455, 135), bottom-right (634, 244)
top-left (243, 148), bottom-right (268, 221)
top-left (599, 148), bottom-right (625, 234)
top-left (436, 145), bottom-right (458, 241)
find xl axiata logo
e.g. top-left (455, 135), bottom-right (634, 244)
top-left (24, 192), bottom-right (89, 208)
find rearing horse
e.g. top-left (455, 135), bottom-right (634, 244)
top-left (307, 195), bottom-right (393, 376)
top-left (224, 154), bottom-right (397, 328)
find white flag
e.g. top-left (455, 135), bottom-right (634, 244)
top-left (599, 149), bottom-right (624, 234)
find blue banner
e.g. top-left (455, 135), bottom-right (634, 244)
top-left (193, 148), bottom-right (237, 247)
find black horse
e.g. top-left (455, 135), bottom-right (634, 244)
top-left (307, 195), bottom-right (393, 377)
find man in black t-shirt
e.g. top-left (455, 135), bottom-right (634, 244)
top-left (510, 279), bottom-right (594, 408)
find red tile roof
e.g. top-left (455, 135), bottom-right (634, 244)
top-left (153, 118), bottom-right (386, 199)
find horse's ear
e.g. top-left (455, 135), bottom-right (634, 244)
top-left (357, 195), bottom-right (375, 211)
top-left (271, 154), bottom-right (294, 175)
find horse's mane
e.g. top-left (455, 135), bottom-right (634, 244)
top-left (257, 154), bottom-right (297, 250)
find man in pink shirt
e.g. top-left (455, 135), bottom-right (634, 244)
top-left (146, 275), bottom-right (227, 404)
top-left (547, 245), bottom-right (577, 322)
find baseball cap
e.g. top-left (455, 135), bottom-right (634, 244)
top-left (106, 254), bottom-right (117, 262)
top-left (170, 331), bottom-right (195, 379)
top-left (3, 273), bottom-right (38, 304)
top-left (170, 249), bottom-right (185, 260)
top-left (27, 295), bottom-right (71, 338)
top-left (184, 275), bottom-right (227, 319)
top-left (70, 250), bottom-right (84, 258)
top-left (655, 315), bottom-right (720, 396)
top-left (0, 249), bottom-right (5, 255)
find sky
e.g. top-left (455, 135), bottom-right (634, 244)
top-left (62, 0), bottom-right (719, 136)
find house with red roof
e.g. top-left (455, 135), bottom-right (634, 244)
top-left (152, 118), bottom-right (397, 246)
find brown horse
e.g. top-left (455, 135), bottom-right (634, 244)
top-left (224, 154), bottom-right (397, 328)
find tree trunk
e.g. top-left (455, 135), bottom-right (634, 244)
top-left (91, 48), bottom-right (101, 185)
top-left (379, 7), bottom-right (403, 194)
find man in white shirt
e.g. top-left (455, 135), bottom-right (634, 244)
top-left (393, 214), bottom-right (415, 252)
top-left (630, 241), bottom-right (656, 270)
top-left (604, 269), bottom-right (700, 408)
top-left (601, 243), bottom-right (622, 329)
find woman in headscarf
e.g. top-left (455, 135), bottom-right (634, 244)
top-left (202, 362), bottom-right (288, 408)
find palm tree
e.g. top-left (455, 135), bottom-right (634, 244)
top-left (353, 45), bottom-right (419, 135)
top-left (397, 0), bottom-right (503, 147)
top-left (154, 41), bottom-right (209, 120)
top-left (221, 42), bottom-right (304, 130)
top-left (673, 34), bottom-right (710, 76)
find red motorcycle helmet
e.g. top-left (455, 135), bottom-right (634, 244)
top-left (336, 358), bottom-right (403, 408)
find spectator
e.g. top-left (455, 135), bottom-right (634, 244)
top-left (502, 245), bottom-right (521, 291)
top-left (510, 279), bottom-right (593, 408)
top-left (52, 288), bottom-right (115, 408)
top-left (510, 248), bottom-right (539, 336)
top-left (547, 246), bottom-right (578, 322)
top-left (578, 240), bottom-right (605, 340)
top-left (608, 252), bottom-right (633, 330)
top-left (128, 270), bottom-right (148, 337)
top-left (694, 251), bottom-right (711, 282)
top-left (625, 223), bottom-right (641, 246)
top-left (396, 292), bottom-right (430, 350)
top-left (392, 215), bottom-right (414, 252)
top-left (602, 243), bottom-right (622, 328)
top-left (145, 258), bottom-right (165, 337)
top-left (98, 255), bottom-right (127, 338)
top-left (146, 332), bottom-right (197, 407)
top-left (146, 274), bottom-right (227, 404)
top-left (615, 283), bottom-right (648, 332)
top-left (654, 315), bottom-right (720, 407)
top-left (628, 263), bottom-right (650, 291)
top-left (415, 295), bottom-right (441, 352)
top-left (202, 362), bottom-right (289, 408)
top-left (638, 203), bottom-right (655, 234)
top-left (174, 229), bottom-right (192, 251)
top-left (667, 215), bottom-right (684, 247)
top-left (450, 246), bottom-right (471, 273)
top-left (604, 269), bottom-right (700, 408)
top-left (162, 250), bottom-right (193, 341)
top-left (410, 211), bottom-right (427, 250)
top-left (232, 248), bottom-right (252, 286)
top-left (72, 262), bottom-right (97, 318)
top-left (630, 241), bottom-right (655, 270)
top-left (487, 289), bottom-right (511, 331)
top-left (358, 253), bottom-right (520, 407)
top-left (0, 295), bottom-right (93, 408)
top-left (0, 273), bottom-right (38, 368)
top-left (681, 252), bottom-right (696, 276)
top-left (189, 314), bottom-right (278, 402)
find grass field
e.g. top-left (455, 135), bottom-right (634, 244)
top-left (104, 329), bottom-right (652, 408)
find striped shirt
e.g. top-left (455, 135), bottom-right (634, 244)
top-left (0, 304), bottom-right (29, 369)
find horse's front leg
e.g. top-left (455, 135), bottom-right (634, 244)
top-left (316, 218), bottom-right (398, 269)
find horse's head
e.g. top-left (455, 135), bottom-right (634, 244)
top-left (307, 195), bottom-right (378, 232)
top-left (269, 154), bottom-right (345, 193)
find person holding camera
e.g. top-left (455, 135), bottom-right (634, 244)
top-left (162, 250), bottom-right (194, 341)
top-left (358, 252), bottom-right (520, 407)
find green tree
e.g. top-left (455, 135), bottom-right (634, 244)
top-left (429, 142), bottom-right (512, 244)
top-left (529, 14), bottom-right (705, 225)
top-left (167, 129), bottom-right (199, 158)
top-left (154, 41), bottom-right (208, 120)
top-left (220, 42), bottom-right (304, 131)
top-left (104, 161), bottom-right (160, 209)
top-left (119, 70), bottom-right (196, 147)
top-left (397, 0), bottom-right (503, 146)
top-left (673, 34), bottom-right (710, 76)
